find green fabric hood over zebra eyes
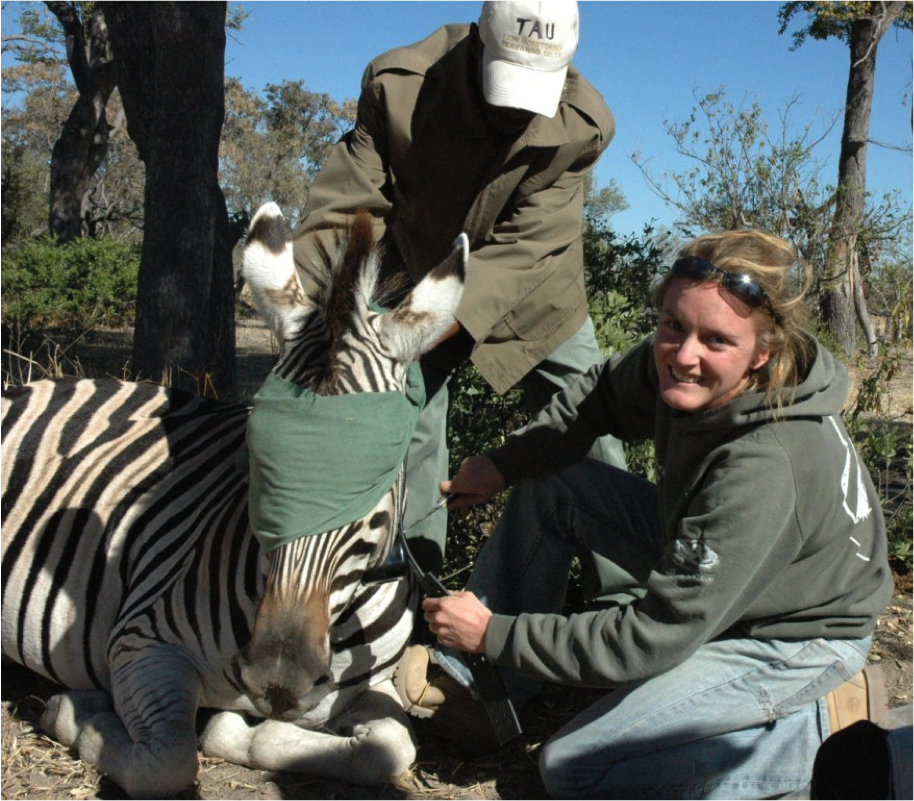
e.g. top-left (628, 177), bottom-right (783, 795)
top-left (246, 363), bottom-right (425, 554)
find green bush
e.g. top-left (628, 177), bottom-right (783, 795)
top-left (848, 416), bottom-right (913, 575)
top-left (2, 235), bottom-right (140, 331)
top-left (441, 361), bottom-right (527, 583)
top-left (583, 219), bottom-right (664, 352)
top-left (585, 221), bottom-right (665, 482)
top-left (845, 342), bottom-right (914, 575)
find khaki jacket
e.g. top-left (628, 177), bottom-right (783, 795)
top-left (292, 23), bottom-right (615, 394)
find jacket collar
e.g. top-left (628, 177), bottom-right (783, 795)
top-left (427, 32), bottom-right (572, 150)
top-left (521, 99), bottom-right (574, 147)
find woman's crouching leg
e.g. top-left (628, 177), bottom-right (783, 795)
top-left (539, 636), bottom-right (867, 799)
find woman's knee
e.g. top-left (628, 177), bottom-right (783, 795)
top-left (539, 733), bottom-right (610, 799)
top-left (501, 471), bottom-right (575, 533)
top-left (539, 736), bottom-right (579, 798)
top-left (508, 462), bottom-right (606, 516)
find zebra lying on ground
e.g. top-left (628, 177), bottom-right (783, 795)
top-left (1, 203), bottom-right (467, 798)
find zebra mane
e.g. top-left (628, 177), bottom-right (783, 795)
top-left (306, 212), bottom-right (406, 344)
top-left (312, 214), bottom-right (409, 394)
top-left (304, 222), bottom-right (364, 331)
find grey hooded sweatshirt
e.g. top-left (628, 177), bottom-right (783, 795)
top-left (484, 335), bottom-right (894, 688)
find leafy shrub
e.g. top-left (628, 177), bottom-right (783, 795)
top-left (440, 360), bottom-right (528, 583)
top-left (585, 222), bottom-right (666, 482)
top-left (583, 219), bottom-right (665, 351)
top-left (845, 342), bottom-right (914, 575)
top-left (2, 235), bottom-right (140, 331)
top-left (848, 416), bottom-right (913, 575)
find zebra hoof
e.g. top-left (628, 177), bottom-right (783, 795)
top-left (41, 690), bottom-right (113, 748)
top-left (199, 710), bottom-right (254, 765)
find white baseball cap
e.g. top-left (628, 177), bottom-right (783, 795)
top-left (478, 1), bottom-right (579, 118)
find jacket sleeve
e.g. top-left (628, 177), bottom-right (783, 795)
top-left (484, 436), bottom-right (807, 688)
top-left (455, 150), bottom-right (597, 346)
top-left (291, 63), bottom-right (393, 262)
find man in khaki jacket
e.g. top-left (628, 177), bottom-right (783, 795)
top-left (293, 1), bottom-right (629, 594)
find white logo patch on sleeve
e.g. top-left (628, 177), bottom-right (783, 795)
top-left (672, 537), bottom-right (720, 580)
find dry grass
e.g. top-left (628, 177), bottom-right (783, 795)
top-left (1, 690), bottom-right (101, 801)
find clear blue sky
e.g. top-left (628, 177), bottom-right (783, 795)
top-left (3, 1), bottom-right (912, 236)
top-left (223, 1), bottom-right (913, 235)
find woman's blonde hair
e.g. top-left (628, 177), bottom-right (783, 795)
top-left (651, 230), bottom-right (816, 411)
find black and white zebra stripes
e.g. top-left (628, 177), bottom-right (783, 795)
top-left (1, 204), bottom-right (467, 797)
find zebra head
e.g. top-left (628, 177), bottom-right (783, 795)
top-left (235, 203), bottom-right (466, 722)
top-left (242, 202), bottom-right (466, 393)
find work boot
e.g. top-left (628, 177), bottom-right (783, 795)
top-left (393, 644), bottom-right (502, 756)
top-left (824, 664), bottom-right (888, 734)
top-left (393, 644), bottom-right (473, 717)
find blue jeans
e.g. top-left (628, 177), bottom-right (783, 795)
top-left (438, 461), bottom-right (871, 799)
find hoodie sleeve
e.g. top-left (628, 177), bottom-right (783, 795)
top-left (485, 431), bottom-right (807, 687)
top-left (488, 337), bottom-right (658, 486)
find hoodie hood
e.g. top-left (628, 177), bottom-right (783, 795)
top-left (653, 337), bottom-right (851, 525)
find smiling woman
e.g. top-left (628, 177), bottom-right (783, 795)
top-left (650, 230), bottom-right (815, 413)
top-left (653, 279), bottom-right (772, 413)
top-left (411, 227), bottom-right (894, 798)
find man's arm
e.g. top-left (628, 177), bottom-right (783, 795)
top-left (455, 162), bottom-right (591, 347)
top-left (292, 64), bottom-right (394, 267)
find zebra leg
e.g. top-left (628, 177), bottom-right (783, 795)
top-left (44, 647), bottom-right (202, 799)
top-left (200, 682), bottom-right (416, 785)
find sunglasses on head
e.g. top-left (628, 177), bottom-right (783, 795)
top-left (671, 256), bottom-right (777, 319)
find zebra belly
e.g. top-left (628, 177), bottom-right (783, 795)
top-left (1, 378), bottom-right (255, 691)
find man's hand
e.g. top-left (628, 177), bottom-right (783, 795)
top-left (440, 455), bottom-right (506, 509)
top-left (423, 592), bottom-right (492, 654)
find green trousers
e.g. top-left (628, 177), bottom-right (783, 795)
top-left (403, 317), bottom-right (634, 604)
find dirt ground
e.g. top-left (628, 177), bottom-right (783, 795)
top-left (2, 321), bottom-right (911, 800)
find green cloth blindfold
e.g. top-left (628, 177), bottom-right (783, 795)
top-left (247, 363), bottom-right (425, 554)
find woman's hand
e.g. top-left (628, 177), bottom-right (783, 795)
top-left (422, 592), bottom-right (492, 654)
top-left (440, 455), bottom-right (505, 509)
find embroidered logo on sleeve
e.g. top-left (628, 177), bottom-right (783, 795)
top-left (671, 537), bottom-right (720, 579)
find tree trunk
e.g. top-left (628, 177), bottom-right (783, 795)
top-left (824, 2), bottom-right (904, 355)
top-left (105, 2), bottom-right (235, 398)
top-left (853, 255), bottom-right (879, 356)
top-left (46, 2), bottom-right (116, 243)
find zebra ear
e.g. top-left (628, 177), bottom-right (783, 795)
top-left (242, 203), bottom-right (314, 346)
top-left (379, 233), bottom-right (468, 362)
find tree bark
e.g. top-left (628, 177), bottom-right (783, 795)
top-left (824, 2), bottom-right (904, 355)
top-left (853, 255), bottom-right (879, 355)
top-left (105, 2), bottom-right (235, 398)
top-left (46, 2), bottom-right (116, 243)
